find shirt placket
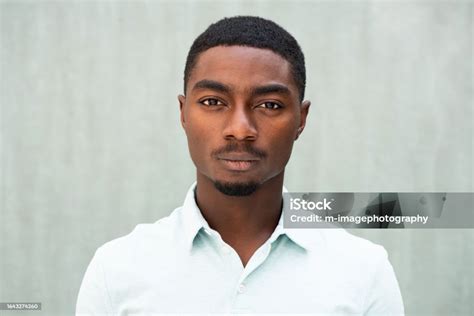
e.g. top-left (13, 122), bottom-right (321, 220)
top-left (230, 240), bottom-right (275, 314)
top-left (203, 225), bottom-right (284, 314)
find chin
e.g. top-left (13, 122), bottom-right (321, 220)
top-left (213, 180), bottom-right (260, 196)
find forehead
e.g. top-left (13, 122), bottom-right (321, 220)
top-left (188, 46), bottom-right (297, 97)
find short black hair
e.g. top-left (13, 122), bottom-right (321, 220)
top-left (184, 16), bottom-right (306, 101)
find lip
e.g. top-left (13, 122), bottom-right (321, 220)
top-left (217, 152), bottom-right (261, 161)
top-left (217, 154), bottom-right (261, 172)
top-left (218, 159), bottom-right (259, 171)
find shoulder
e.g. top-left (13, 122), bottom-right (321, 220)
top-left (294, 228), bottom-right (387, 256)
top-left (294, 228), bottom-right (389, 272)
top-left (322, 229), bottom-right (386, 252)
top-left (94, 207), bottom-right (185, 263)
top-left (320, 229), bottom-right (388, 262)
top-left (77, 207), bottom-right (188, 312)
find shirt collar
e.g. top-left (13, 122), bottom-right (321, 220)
top-left (180, 182), bottom-right (212, 250)
top-left (180, 182), bottom-right (321, 252)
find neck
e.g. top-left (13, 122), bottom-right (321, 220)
top-left (195, 172), bottom-right (284, 266)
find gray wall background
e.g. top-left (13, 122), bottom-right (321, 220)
top-left (1, 0), bottom-right (472, 315)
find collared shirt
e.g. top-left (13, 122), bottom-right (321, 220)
top-left (76, 183), bottom-right (404, 315)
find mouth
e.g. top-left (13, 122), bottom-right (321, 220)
top-left (217, 154), bottom-right (261, 172)
top-left (219, 159), bottom-right (259, 171)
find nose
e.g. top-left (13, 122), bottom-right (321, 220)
top-left (222, 105), bottom-right (258, 141)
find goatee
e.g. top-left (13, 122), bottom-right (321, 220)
top-left (213, 181), bottom-right (259, 196)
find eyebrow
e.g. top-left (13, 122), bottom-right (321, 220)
top-left (192, 80), bottom-right (231, 94)
top-left (250, 84), bottom-right (291, 98)
top-left (192, 79), bottom-right (291, 98)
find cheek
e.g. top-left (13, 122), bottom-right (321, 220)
top-left (185, 119), bottom-right (218, 165)
top-left (272, 135), bottom-right (295, 163)
top-left (186, 127), bottom-right (205, 160)
top-left (263, 120), bottom-right (297, 164)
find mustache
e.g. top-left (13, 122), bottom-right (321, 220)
top-left (211, 142), bottom-right (267, 159)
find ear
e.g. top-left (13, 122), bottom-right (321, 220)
top-left (295, 100), bottom-right (311, 140)
top-left (178, 94), bottom-right (186, 129)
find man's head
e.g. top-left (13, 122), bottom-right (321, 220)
top-left (179, 16), bottom-right (310, 196)
top-left (184, 16), bottom-right (306, 102)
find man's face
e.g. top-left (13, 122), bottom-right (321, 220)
top-left (179, 46), bottom-right (310, 195)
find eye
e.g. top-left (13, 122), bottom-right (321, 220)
top-left (258, 101), bottom-right (282, 110)
top-left (200, 98), bottom-right (224, 106)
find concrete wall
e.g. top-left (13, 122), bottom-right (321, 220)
top-left (1, 1), bottom-right (472, 315)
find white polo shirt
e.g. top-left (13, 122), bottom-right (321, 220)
top-left (76, 183), bottom-right (404, 315)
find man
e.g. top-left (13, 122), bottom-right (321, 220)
top-left (77, 16), bottom-right (404, 315)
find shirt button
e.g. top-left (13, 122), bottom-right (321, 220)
top-left (238, 283), bottom-right (246, 294)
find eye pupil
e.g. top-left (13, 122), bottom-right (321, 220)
top-left (265, 102), bottom-right (277, 109)
top-left (202, 98), bottom-right (220, 106)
